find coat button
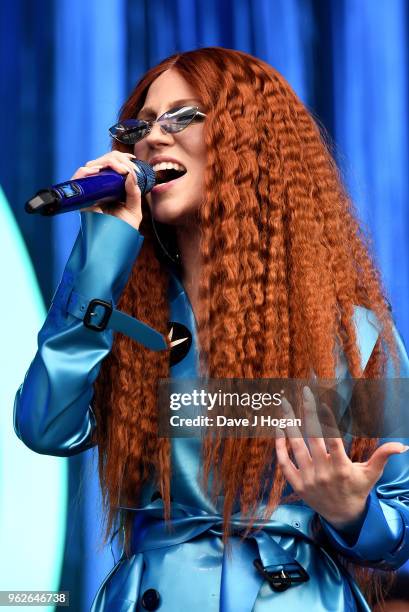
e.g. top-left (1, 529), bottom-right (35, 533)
top-left (141, 588), bottom-right (161, 610)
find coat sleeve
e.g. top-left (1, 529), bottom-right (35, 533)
top-left (13, 211), bottom-right (144, 457)
top-left (318, 318), bottom-right (409, 570)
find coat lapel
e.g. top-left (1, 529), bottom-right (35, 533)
top-left (167, 265), bottom-right (199, 377)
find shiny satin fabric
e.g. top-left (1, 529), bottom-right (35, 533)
top-left (13, 212), bottom-right (409, 611)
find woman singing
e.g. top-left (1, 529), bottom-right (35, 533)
top-left (14, 47), bottom-right (409, 611)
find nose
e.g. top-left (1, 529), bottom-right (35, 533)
top-left (144, 121), bottom-right (174, 146)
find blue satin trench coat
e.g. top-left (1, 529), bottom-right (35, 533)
top-left (14, 212), bottom-right (409, 611)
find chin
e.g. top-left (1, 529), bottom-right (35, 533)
top-left (148, 197), bottom-right (199, 227)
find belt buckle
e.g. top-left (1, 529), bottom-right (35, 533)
top-left (253, 558), bottom-right (309, 592)
top-left (83, 299), bottom-right (113, 331)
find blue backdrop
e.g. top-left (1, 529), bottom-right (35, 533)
top-left (2, 0), bottom-right (408, 609)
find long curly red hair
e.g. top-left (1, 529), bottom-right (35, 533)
top-left (91, 47), bottom-right (400, 609)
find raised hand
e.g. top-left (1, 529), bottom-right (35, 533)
top-left (275, 385), bottom-right (409, 530)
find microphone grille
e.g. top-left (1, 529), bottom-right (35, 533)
top-left (132, 159), bottom-right (156, 194)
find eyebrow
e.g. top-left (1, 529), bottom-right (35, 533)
top-left (138, 98), bottom-right (202, 117)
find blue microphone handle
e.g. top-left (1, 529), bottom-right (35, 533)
top-left (25, 159), bottom-right (156, 216)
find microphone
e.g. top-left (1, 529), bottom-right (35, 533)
top-left (25, 159), bottom-right (156, 216)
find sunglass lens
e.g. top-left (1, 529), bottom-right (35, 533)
top-left (109, 120), bottom-right (148, 144)
top-left (163, 107), bottom-right (198, 133)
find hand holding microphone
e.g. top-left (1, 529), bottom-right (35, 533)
top-left (25, 151), bottom-right (157, 232)
top-left (72, 151), bottom-right (144, 231)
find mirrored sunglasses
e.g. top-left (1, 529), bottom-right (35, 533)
top-left (109, 105), bottom-right (206, 145)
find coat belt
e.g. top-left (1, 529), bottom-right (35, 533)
top-left (118, 500), bottom-right (318, 612)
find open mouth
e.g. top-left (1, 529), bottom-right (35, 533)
top-left (155, 168), bottom-right (187, 185)
top-left (153, 161), bottom-right (186, 185)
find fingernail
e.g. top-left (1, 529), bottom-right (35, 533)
top-left (400, 445), bottom-right (409, 453)
top-left (303, 386), bottom-right (313, 400)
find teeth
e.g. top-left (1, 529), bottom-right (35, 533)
top-left (152, 161), bottom-right (186, 172)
